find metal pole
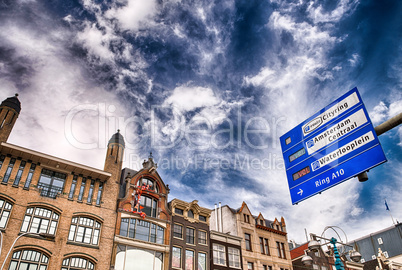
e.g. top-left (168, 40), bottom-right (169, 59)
top-left (0, 232), bottom-right (39, 270)
top-left (330, 237), bottom-right (345, 270)
top-left (358, 112), bottom-right (402, 181)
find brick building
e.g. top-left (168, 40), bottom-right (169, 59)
top-left (168, 199), bottom-right (212, 270)
top-left (0, 94), bottom-right (123, 269)
top-left (111, 155), bottom-right (171, 270)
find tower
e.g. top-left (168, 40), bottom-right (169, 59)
top-left (104, 129), bottom-right (125, 172)
top-left (0, 93), bottom-right (21, 143)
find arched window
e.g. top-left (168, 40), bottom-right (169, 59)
top-left (0, 198), bottom-right (13, 229)
top-left (140, 196), bottom-right (157, 218)
top-left (62, 257), bottom-right (95, 270)
top-left (68, 216), bottom-right (101, 246)
top-left (138, 178), bottom-right (159, 193)
top-left (188, 210), bottom-right (194, 218)
top-left (20, 206), bottom-right (59, 235)
top-left (8, 249), bottom-right (49, 270)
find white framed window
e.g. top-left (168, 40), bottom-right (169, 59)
top-left (372, 255), bottom-right (376, 260)
top-left (361, 259), bottom-right (365, 263)
top-left (68, 216), bottom-right (101, 245)
top-left (383, 251), bottom-right (389, 258)
top-left (378, 238), bottom-right (383, 244)
top-left (228, 247), bottom-right (241, 268)
top-left (213, 244), bottom-right (226, 266)
top-left (0, 198), bottom-right (12, 229)
top-left (61, 257), bottom-right (95, 269)
top-left (21, 207), bottom-right (59, 235)
top-left (8, 250), bottom-right (49, 270)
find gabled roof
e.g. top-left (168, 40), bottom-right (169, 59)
top-left (290, 242), bottom-right (308, 260)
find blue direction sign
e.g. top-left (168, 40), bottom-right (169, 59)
top-left (280, 88), bottom-right (387, 205)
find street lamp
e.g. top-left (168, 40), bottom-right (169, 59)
top-left (302, 227), bottom-right (362, 270)
top-left (0, 232), bottom-right (48, 270)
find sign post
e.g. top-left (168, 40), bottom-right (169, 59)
top-left (280, 88), bottom-right (387, 205)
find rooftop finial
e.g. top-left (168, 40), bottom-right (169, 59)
top-left (117, 129), bottom-right (120, 133)
top-left (149, 152), bottom-right (153, 159)
top-left (15, 93), bottom-right (19, 97)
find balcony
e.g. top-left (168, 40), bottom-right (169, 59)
top-left (37, 183), bottom-right (63, 199)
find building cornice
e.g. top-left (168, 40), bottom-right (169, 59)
top-left (256, 224), bottom-right (287, 236)
top-left (0, 142), bottom-right (111, 181)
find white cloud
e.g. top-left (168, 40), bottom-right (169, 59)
top-left (307, 0), bottom-right (359, 24)
top-left (370, 100), bottom-right (402, 125)
top-left (77, 22), bottom-right (115, 61)
top-left (105, 0), bottom-right (158, 31)
top-left (348, 53), bottom-right (360, 67)
top-left (164, 85), bottom-right (220, 112)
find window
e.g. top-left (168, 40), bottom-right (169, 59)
top-left (199, 215), bottom-right (207, 222)
top-left (198, 252), bottom-right (207, 270)
top-left (213, 244), bottom-right (226, 266)
top-left (378, 238), bottom-right (383, 244)
top-left (188, 210), bottom-right (194, 218)
top-left (68, 216), bottom-right (101, 245)
top-left (78, 177), bottom-right (87, 201)
top-left (198, 230), bottom-right (207, 245)
top-left (228, 247), bottom-right (241, 268)
top-left (37, 169), bottom-right (67, 198)
top-left (243, 214), bottom-right (250, 223)
top-left (361, 259), bottom-right (365, 263)
top-left (260, 237), bottom-right (265, 254)
top-left (8, 250), bottom-right (49, 270)
top-left (277, 242), bottom-right (281, 257)
top-left (115, 245), bottom-right (163, 270)
top-left (383, 251), bottom-right (389, 258)
top-left (281, 243), bottom-right (286, 259)
top-left (24, 163), bottom-right (36, 189)
top-left (2, 157), bottom-right (16, 183)
top-left (245, 233), bottom-right (252, 251)
top-left (372, 255), bottom-right (376, 260)
top-left (260, 220), bottom-right (264, 225)
top-left (247, 262), bottom-right (254, 270)
top-left (13, 160), bottom-right (26, 186)
top-left (175, 208), bottom-right (184, 215)
top-left (0, 198), bottom-right (12, 229)
top-left (263, 265), bottom-right (268, 270)
top-left (68, 175), bottom-right (78, 199)
top-left (0, 155), bottom-right (5, 170)
top-left (186, 227), bottom-right (195, 244)
top-left (119, 218), bottom-right (164, 244)
top-left (140, 196), bottom-right (157, 218)
top-left (62, 257), bottom-right (95, 269)
top-left (264, 238), bottom-right (270, 255)
top-left (322, 266), bottom-right (328, 270)
top-left (138, 177), bottom-right (158, 193)
top-left (172, 246), bottom-right (182, 268)
top-left (313, 264), bottom-right (319, 270)
top-left (21, 207), bottom-right (59, 235)
top-left (173, 224), bottom-right (183, 239)
top-left (87, 179), bottom-right (95, 203)
top-left (96, 182), bottom-right (103, 205)
top-left (186, 250), bottom-right (194, 270)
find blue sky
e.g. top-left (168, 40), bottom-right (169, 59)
top-left (0, 0), bottom-right (401, 243)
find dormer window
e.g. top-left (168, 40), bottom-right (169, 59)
top-left (139, 178), bottom-right (158, 193)
top-left (188, 210), bottom-right (194, 218)
top-left (260, 220), bottom-right (264, 225)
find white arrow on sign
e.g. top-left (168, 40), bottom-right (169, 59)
top-left (297, 189), bottom-right (303, 196)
